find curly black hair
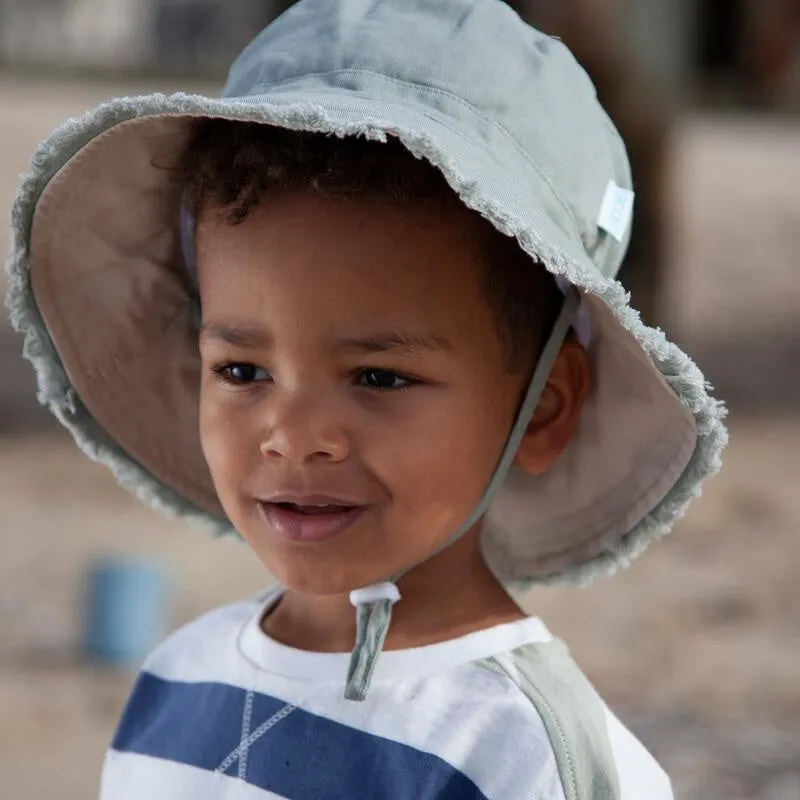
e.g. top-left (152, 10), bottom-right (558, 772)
top-left (179, 119), bottom-right (562, 372)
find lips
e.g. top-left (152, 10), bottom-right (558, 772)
top-left (257, 494), bottom-right (366, 542)
top-left (273, 501), bottom-right (352, 515)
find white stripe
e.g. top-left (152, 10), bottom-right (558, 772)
top-left (143, 593), bottom-right (553, 688)
top-left (604, 708), bottom-right (674, 799)
top-left (236, 589), bottom-right (554, 684)
top-left (101, 750), bottom-right (289, 800)
top-left (143, 598), bottom-right (259, 684)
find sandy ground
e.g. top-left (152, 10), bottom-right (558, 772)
top-left (0, 77), bottom-right (798, 800)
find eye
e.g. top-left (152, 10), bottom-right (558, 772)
top-left (358, 369), bottom-right (415, 390)
top-left (214, 363), bottom-right (271, 385)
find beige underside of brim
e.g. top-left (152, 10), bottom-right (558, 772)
top-left (27, 113), bottom-right (700, 586)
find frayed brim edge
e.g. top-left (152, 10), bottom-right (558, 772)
top-left (4, 91), bottom-right (728, 585)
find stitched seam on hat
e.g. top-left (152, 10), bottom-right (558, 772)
top-left (249, 68), bottom-right (582, 240)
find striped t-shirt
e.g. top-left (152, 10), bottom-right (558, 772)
top-left (101, 589), bottom-right (673, 799)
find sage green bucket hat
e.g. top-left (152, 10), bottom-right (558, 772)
top-left (5, 0), bottom-right (726, 700)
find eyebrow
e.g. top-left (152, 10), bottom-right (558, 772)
top-left (200, 322), bottom-right (451, 356)
top-left (334, 331), bottom-right (452, 356)
top-left (199, 322), bottom-right (272, 349)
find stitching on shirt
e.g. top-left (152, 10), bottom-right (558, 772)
top-left (249, 67), bottom-right (581, 239)
top-left (486, 655), bottom-right (578, 800)
top-left (216, 702), bottom-right (297, 775)
top-left (238, 690), bottom-right (254, 780)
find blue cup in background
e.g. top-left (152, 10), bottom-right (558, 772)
top-left (84, 556), bottom-right (169, 667)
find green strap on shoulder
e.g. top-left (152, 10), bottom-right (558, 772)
top-left (481, 641), bottom-right (621, 800)
top-left (343, 289), bottom-right (581, 702)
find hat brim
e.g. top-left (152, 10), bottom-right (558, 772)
top-left (6, 90), bottom-right (727, 586)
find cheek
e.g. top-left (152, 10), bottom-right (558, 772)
top-left (371, 387), bottom-right (514, 525)
top-left (198, 388), bottom-right (257, 501)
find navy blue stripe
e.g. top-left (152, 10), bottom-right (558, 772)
top-left (112, 672), bottom-right (490, 799)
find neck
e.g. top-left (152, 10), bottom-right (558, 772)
top-left (261, 526), bottom-right (524, 653)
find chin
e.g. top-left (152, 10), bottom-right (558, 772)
top-left (235, 507), bottom-right (402, 596)
top-left (257, 551), bottom-right (386, 597)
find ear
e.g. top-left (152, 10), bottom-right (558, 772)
top-left (514, 339), bottom-right (591, 476)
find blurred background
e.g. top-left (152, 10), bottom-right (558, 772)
top-left (0, 1), bottom-right (798, 798)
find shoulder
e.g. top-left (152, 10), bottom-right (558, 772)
top-left (476, 640), bottom-right (674, 800)
top-left (140, 589), bottom-right (272, 682)
top-left (602, 708), bottom-right (674, 800)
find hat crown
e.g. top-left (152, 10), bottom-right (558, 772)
top-left (224, 0), bottom-right (631, 279)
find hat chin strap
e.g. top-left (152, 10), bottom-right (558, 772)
top-left (344, 287), bottom-right (582, 701)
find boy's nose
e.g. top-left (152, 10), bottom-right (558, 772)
top-left (258, 392), bottom-right (350, 464)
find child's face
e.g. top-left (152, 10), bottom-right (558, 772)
top-left (196, 192), bottom-right (529, 594)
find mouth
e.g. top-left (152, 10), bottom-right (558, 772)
top-left (256, 497), bottom-right (366, 543)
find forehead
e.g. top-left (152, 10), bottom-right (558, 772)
top-left (194, 192), bottom-right (498, 343)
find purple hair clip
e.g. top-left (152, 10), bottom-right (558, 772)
top-left (179, 191), bottom-right (198, 286)
top-left (555, 275), bottom-right (591, 347)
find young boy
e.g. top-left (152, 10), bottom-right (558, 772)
top-left (6, 1), bottom-right (727, 797)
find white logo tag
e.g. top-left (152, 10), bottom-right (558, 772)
top-left (597, 180), bottom-right (634, 243)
